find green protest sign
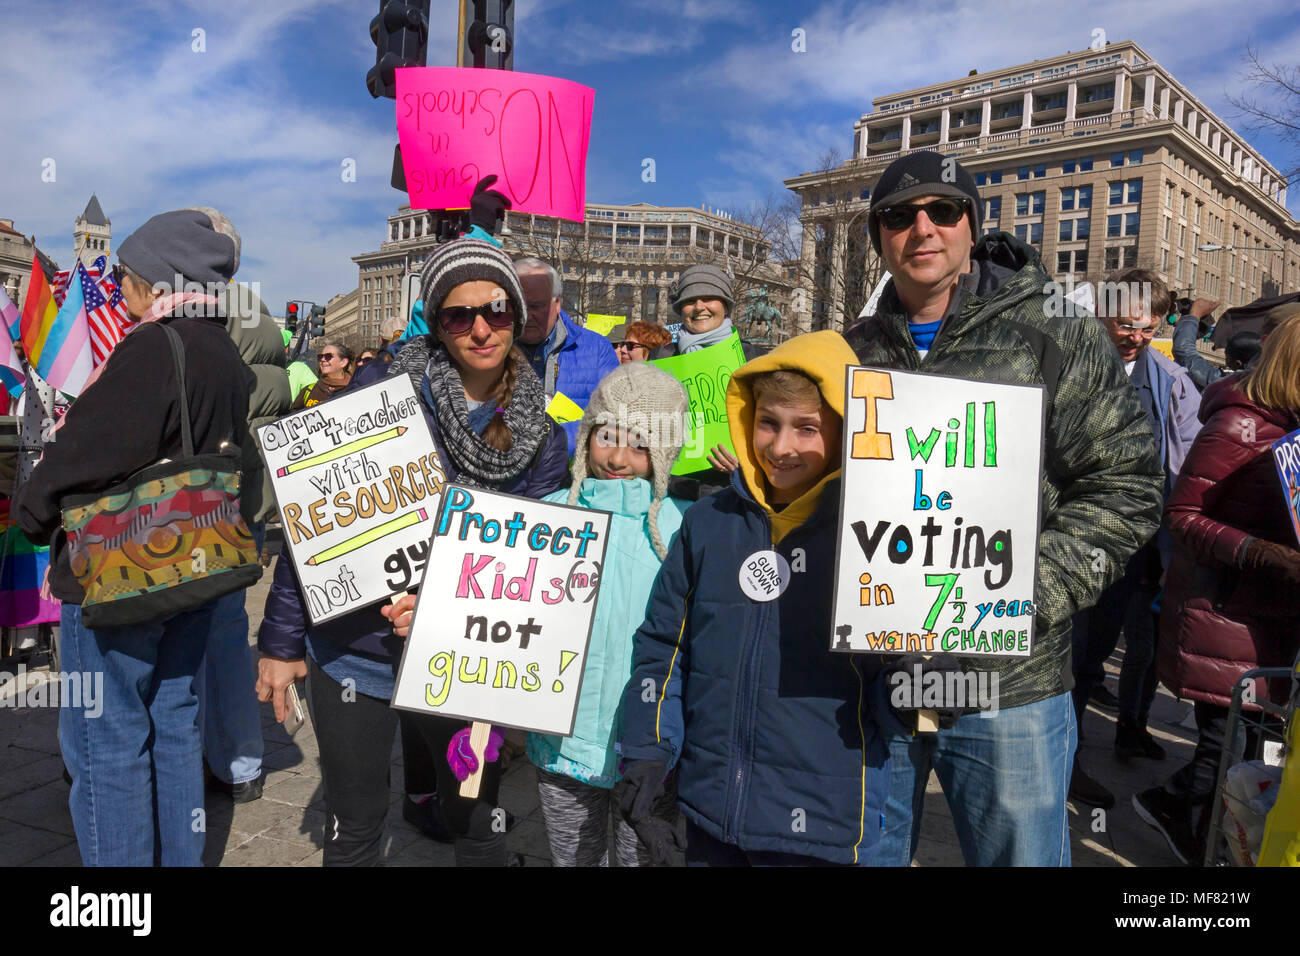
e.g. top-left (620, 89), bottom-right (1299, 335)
top-left (650, 332), bottom-right (747, 476)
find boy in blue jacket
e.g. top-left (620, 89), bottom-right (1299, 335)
top-left (618, 330), bottom-right (891, 865)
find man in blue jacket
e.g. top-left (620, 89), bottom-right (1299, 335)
top-left (513, 257), bottom-right (618, 454)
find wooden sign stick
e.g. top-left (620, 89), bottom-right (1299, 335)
top-left (459, 722), bottom-right (493, 798)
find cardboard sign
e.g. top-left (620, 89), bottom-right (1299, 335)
top-left (257, 377), bottom-right (445, 624)
top-left (830, 368), bottom-right (1045, 657)
top-left (584, 313), bottom-right (624, 337)
top-left (650, 332), bottom-right (747, 476)
top-left (545, 391), bottom-right (584, 425)
top-left (391, 486), bottom-right (611, 735)
top-left (396, 67), bottom-right (594, 221)
top-left (1273, 427), bottom-right (1300, 547)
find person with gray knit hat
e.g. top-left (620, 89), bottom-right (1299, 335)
top-left (525, 361), bottom-right (691, 865)
top-left (350, 235), bottom-right (569, 867)
top-left (116, 207), bottom-right (240, 293)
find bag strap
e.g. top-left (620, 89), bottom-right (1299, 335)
top-left (155, 322), bottom-right (195, 458)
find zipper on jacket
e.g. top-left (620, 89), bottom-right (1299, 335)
top-left (723, 505), bottom-right (773, 844)
top-left (727, 588), bottom-right (768, 843)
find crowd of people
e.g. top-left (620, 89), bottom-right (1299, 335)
top-left (8, 151), bottom-right (1299, 868)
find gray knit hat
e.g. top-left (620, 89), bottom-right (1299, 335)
top-left (569, 363), bottom-right (689, 559)
top-left (670, 263), bottom-right (733, 315)
top-left (117, 208), bottom-right (239, 288)
top-left (419, 238), bottom-right (527, 338)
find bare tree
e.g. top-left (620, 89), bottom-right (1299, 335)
top-left (1227, 43), bottom-right (1300, 186)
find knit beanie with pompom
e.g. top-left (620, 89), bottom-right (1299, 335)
top-left (568, 363), bottom-right (689, 559)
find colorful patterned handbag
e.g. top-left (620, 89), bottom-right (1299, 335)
top-left (61, 322), bottom-right (262, 628)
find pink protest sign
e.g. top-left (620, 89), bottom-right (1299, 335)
top-left (395, 67), bottom-right (593, 222)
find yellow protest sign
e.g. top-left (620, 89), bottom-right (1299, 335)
top-left (1150, 338), bottom-right (1174, 359)
top-left (585, 314), bottom-right (625, 337)
top-left (546, 391), bottom-right (585, 425)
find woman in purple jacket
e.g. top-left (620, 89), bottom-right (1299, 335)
top-left (256, 239), bottom-right (568, 866)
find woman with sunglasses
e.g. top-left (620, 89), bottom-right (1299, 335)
top-left (291, 343), bottom-right (354, 409)
top-left (261, 239), bottom-right (567, 867)
top-left (611, 321), bottom-right (672, 364)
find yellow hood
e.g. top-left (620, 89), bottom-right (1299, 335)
top-left (727, 330), bottom-right (859, 544)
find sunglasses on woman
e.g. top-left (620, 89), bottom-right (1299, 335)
top-left (877, 197), bottom-right (970, 231)
top-left (319, 352), bottom-right (342, 362)
top-left (437, 300), bottom-right (517, 336)
top-left (614, 341), bottom-right (647, 352)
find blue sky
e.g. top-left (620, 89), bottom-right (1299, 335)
top-left (1, 0), bottom-right (1297, 311)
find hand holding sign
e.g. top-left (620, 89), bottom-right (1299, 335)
top-left (396, 67), bottom-right (594, 221)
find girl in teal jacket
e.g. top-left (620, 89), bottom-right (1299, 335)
top-left (527, 362), bottom-right (690, 866)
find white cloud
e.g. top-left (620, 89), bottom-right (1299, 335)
top-left (0, 0), bottom-right (411, 308)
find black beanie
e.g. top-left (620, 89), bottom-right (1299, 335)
top-left (117, 209), bottom-right (239, 288)
top-left (868, 151), bottom-right (982, 254)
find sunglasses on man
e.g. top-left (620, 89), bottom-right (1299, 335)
top-left (436, 299), bottom-right (517, 336)
top-left (877, 197), bottom-right (970, 231)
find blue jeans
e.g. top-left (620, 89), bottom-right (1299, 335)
top-left (876, 691), bottom-right (1077, 866)
top-left (59, 600), bottom-right (216, 866)
top-left (197, 523), bottom-right (264, 785)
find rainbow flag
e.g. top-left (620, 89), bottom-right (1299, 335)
top-left (26, 260), bottom-right (93, 396)
top-left (0, 500), bottom-right (60, 627)
top-left (18, 252), bottom-right (56, 345)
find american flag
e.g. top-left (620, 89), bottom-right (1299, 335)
top-left (52, 255), bottom-right (107, 309)
top-left (79, 259), bottom-right (132, 366)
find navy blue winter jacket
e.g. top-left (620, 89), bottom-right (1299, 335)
top-left (619, 472), bottom-right (892, 864)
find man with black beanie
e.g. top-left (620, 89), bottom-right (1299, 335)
top-left (846, 150), bottom-right (1163, 866)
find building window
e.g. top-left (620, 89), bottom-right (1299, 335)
top-left (1015, 191), bottom-right (1045, 215)
top-left (1130, 149), bottom-right (1143, 165)
top-left (1176, 256), bottom-right (1183, 279)
top-left (1126, 212), bottom-right (1139, 236)
top-left (1161, 248), bottom-right (1170, 270)
top-left (1015, 224), bottom-right (1028, 242)
top-left (1018, 166), bottom-right (1031, 181)
top-left (1057, 251), bottom-right (1072, 273)
top-left (1165, 182), bottom-right (1173, 208)
top-left (984, 197), bottom-right (1001, 219)
top-left (1033, 163), bottom-right (1046, 178)
top-left (988, 170), bottom-right (1003, 184)
top-left (1163, 217), bottom-right (1171, 240)
top-left (1029, 222), bottom-right (1043, 244)
top-left (1060, 185), bottom-right (1093, 209)
top-left (1059, 217), bottom-right (1090, 241)
top-left (1107, 214), bottom-right (1121, 237)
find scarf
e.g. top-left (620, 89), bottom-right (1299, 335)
top-left (396, 336), bottom-right (550, 489)
top-left (675, 317), bottom-right (734, 353)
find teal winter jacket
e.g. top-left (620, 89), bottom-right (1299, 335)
top-left (526, 477), bottom-right (688, 786)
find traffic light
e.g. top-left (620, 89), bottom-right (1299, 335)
top-left (309, 305), bottom-right (326, 339)
top-left (366, 1), bottom-right (432, 99)
top-left (285, 301), bottom-right (299, 333)
top-left (461, 0), bottom-right (514, 70)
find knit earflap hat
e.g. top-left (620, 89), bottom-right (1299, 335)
top-left (419, 237), bottom-right (528, 339)
top-left (569, 363), bottom-right (689, 559)
top-left (867, 150), bottom-right (983, 255)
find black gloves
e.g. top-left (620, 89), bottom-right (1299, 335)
top-left (1241, 537), bottom-right (1300, 585)
top-left (882, 653), bottom-right (970, 730)
top-left (617, 760), bottom-right (682, 865)
top-left (469, 174), bottom-right (511, 236)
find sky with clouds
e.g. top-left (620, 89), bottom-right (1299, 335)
top-left (2, 0), bottom-right (1297, 311)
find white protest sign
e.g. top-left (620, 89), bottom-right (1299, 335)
top-left (392, 485), bottom-right (611, 736)
top-left (831, 367), bottom-right (1044, 657)
top-left (257, 376), bottom-right (445, 624)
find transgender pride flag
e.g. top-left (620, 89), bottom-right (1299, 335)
top-left (33, 261), bottom-right (94, 396)
top-left (0, 287), bottom-right (23, 398)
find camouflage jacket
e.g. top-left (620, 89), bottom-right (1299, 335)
top-left (844, 233), bottom-right (1163, 709)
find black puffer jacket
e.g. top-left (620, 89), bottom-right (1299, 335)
top-left (845, 233), bottom-right (1164, 709)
